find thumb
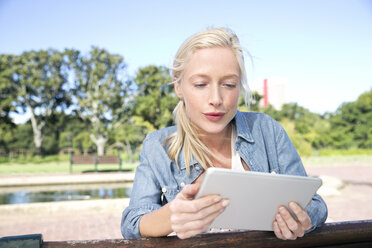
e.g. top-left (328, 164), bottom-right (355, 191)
top-left (180, 183), bottom-right (200, 200)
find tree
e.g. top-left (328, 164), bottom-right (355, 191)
top-left (0, 54), bottom-right (17, 153)
top-left (329, 89), bottom-right (372, 148)
top-left (55, 113), bottom-right (93, 154)
top-left (68, 47), bottom-right (132, 155)
top-left (113, 116), bottom-right (156, 156)
top-left (133, 65), bottom-right (178, 130)
top-left (6, 122), bottom-right (34, 155)
top-left (261, 103), bottom-right (323, 154)
top-left (72, 131), bottom-right (95, 155)
top-left (1, 50), bottom-right (70, 155)
top-left (238, 91), bottom-right (262, 112)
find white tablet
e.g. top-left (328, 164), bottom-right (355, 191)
top-left (195, 168), bottom-right (322, 231)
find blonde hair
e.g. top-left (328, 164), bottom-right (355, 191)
top-left (166, 27), bottom-right (250, 175)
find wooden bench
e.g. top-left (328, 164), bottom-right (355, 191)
top-left (69, 154), bottom-right (122, 173)
top-left (0, 234), bottom-right (42, 248)
top-left (35, 220), bottom-right (372, 247)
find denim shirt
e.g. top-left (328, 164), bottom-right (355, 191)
top-left (121, 111), bottom-right (328, 239)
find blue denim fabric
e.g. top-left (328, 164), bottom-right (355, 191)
top-left (121, 111), bottom-right (328, 239)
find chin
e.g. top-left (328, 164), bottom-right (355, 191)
top-left (198, 123), bottom-right (229, 135)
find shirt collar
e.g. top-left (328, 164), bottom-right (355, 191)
top-left (177, 144), bottom-right (199, 170)
top-left (234, 110), bottom-right (255, 143)
top-left (176, 110), bottom-right (254, 169)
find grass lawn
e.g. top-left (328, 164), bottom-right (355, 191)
top-left (0, 161), bottom-right (139, 175)
top-left (1, 155), bottom-right (371, 175)
top-left (302, 155), bottom-right (372, 167)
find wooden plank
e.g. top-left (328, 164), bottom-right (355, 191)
top-left (71, 155), bottom-right (96, 165)
top-left (70, 155), bottom-right (122, 173)
top-left (0, 234), bottom-right (42, 248)
top-left (42, 220), bottom-right (372, 248)
top-left (97, 155), bottom-right (120, 164)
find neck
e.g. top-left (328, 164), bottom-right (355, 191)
top-left (198, 123), bottom-right (232, 154)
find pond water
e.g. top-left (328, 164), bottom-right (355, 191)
top-left (0, 182), bottom-right (132, 205)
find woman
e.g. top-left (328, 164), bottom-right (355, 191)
top-left (121, 28), bottom-right (327, 240)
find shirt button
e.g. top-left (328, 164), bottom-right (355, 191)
top-left (180, 182), bottom-right (185, 187)
top-left (162, 187), bottom-right (167, 193)
top-left (195, 167), bottom-right (200, 171)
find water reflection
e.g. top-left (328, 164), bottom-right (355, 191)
top-left (0, 183), bottom-right (132, 205)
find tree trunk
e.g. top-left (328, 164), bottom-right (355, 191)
top-left (33, 129), bottom-right (43, 155)
top-left (29, 106), bottom-right (45, 156)
top-left (90, 133), bottom-right (107, 156)
top-left (124, 139), bottom-right (132, 155)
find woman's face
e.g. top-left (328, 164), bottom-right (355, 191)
top-left (175, 47), bottom-right (241, 136)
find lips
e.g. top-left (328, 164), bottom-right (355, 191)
top-left (204, 112), bottom-right (225, 121)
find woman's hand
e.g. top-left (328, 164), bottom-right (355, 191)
top-left (273, 201), bottom-right (312, 240)
top-left (169, 183), bottom-right (229, 239)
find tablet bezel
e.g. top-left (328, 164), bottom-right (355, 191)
top-left (194, 168), bottom-right (322, 231)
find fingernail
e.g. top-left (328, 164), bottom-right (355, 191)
top-left (222, 199), bottom-right (230, 207)
top-left (214, 196), bottom-right (222, 203)
top-left (290, 202), bottom-right (297, 209)
top-left (279, 207), bottom-right (286, 215)
top-left (276, 214), bottom-right (282, 222)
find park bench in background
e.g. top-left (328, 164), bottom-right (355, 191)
top-left (3, 220), bottom-right (370, 248)
top-left (69, 154), bottom-right (122, 173)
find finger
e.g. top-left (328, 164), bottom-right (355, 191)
top-left (172, 199), bottom-right (229, 224)
top-left (171, 194), bottom-right (222, 214)
top-left (273, 220), bottom-right (284, 240)
top-left (178, 183), bottom-right (200, 200)
top-left (279, 206), bottom-right (303, 238)
top-left (289, 202), bottom-right (312, 231)
top-left (176, 227), bottom-right (204, 239)
top-left (173, 204), bottom-right (227, 236)
top-left (276, 212), bottom-right (296, 240)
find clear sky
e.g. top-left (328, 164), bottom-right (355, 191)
top-left (1, 0), bottom-right (371, 121)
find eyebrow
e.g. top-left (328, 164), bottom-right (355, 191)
top-left (220, 74), bottom-right (240, 81)
top-left (188, 73), bottom-right (239, 81)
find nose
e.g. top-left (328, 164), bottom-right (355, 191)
top-left (208, 85), bottom-right (222, 107)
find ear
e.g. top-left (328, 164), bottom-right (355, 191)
top-left (174, 78), bottom-right (183, 99)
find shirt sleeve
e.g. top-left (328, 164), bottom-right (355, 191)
top-left (121, 138), bottom-right (162, 239)
top-left (275, 122), bottom-right (328, 232)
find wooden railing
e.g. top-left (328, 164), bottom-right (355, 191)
top-left (3, 220), bottom-right (369, 248)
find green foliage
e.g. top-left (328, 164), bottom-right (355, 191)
top-left (328, 89), bottom-right (372, 149)
top-left (317, 148), bottom-right (372, 156)
top-left (54, 113), bottom-right (94, 154)
top-left (0, 119), bottom-right (16, 153)
top-left (279, 119), bottom-right (313, 157)
top-left (73, 131), bottom-right (95, 154)
top-left (114, 116), bottom-right (156, 154)
top-left (133, 65), bottom-right (178, 129)
top-left (0, 54), bottom-right (18, 115)
top-left (121, 153), bottom-right (140, 163)
top-left (6, 122), bottom-right (34, 151)
top-left (0, 160), bottom-right (138, 173)
top-left (1, 154), bottom-right (69, 164)
top-left (238, 91), bottom-right (262, 112)
top-left (258, 90), bottom-right (372, 154)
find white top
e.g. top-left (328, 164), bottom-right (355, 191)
top-left (204, 125), bottom-right (245, 234)
top-left (231, 125), bottom-right (244, 171)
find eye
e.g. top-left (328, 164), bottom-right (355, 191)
top-left (223, 82), bottom-right (237, 88)
top-left (194, 82), bottom-right (207, 88)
